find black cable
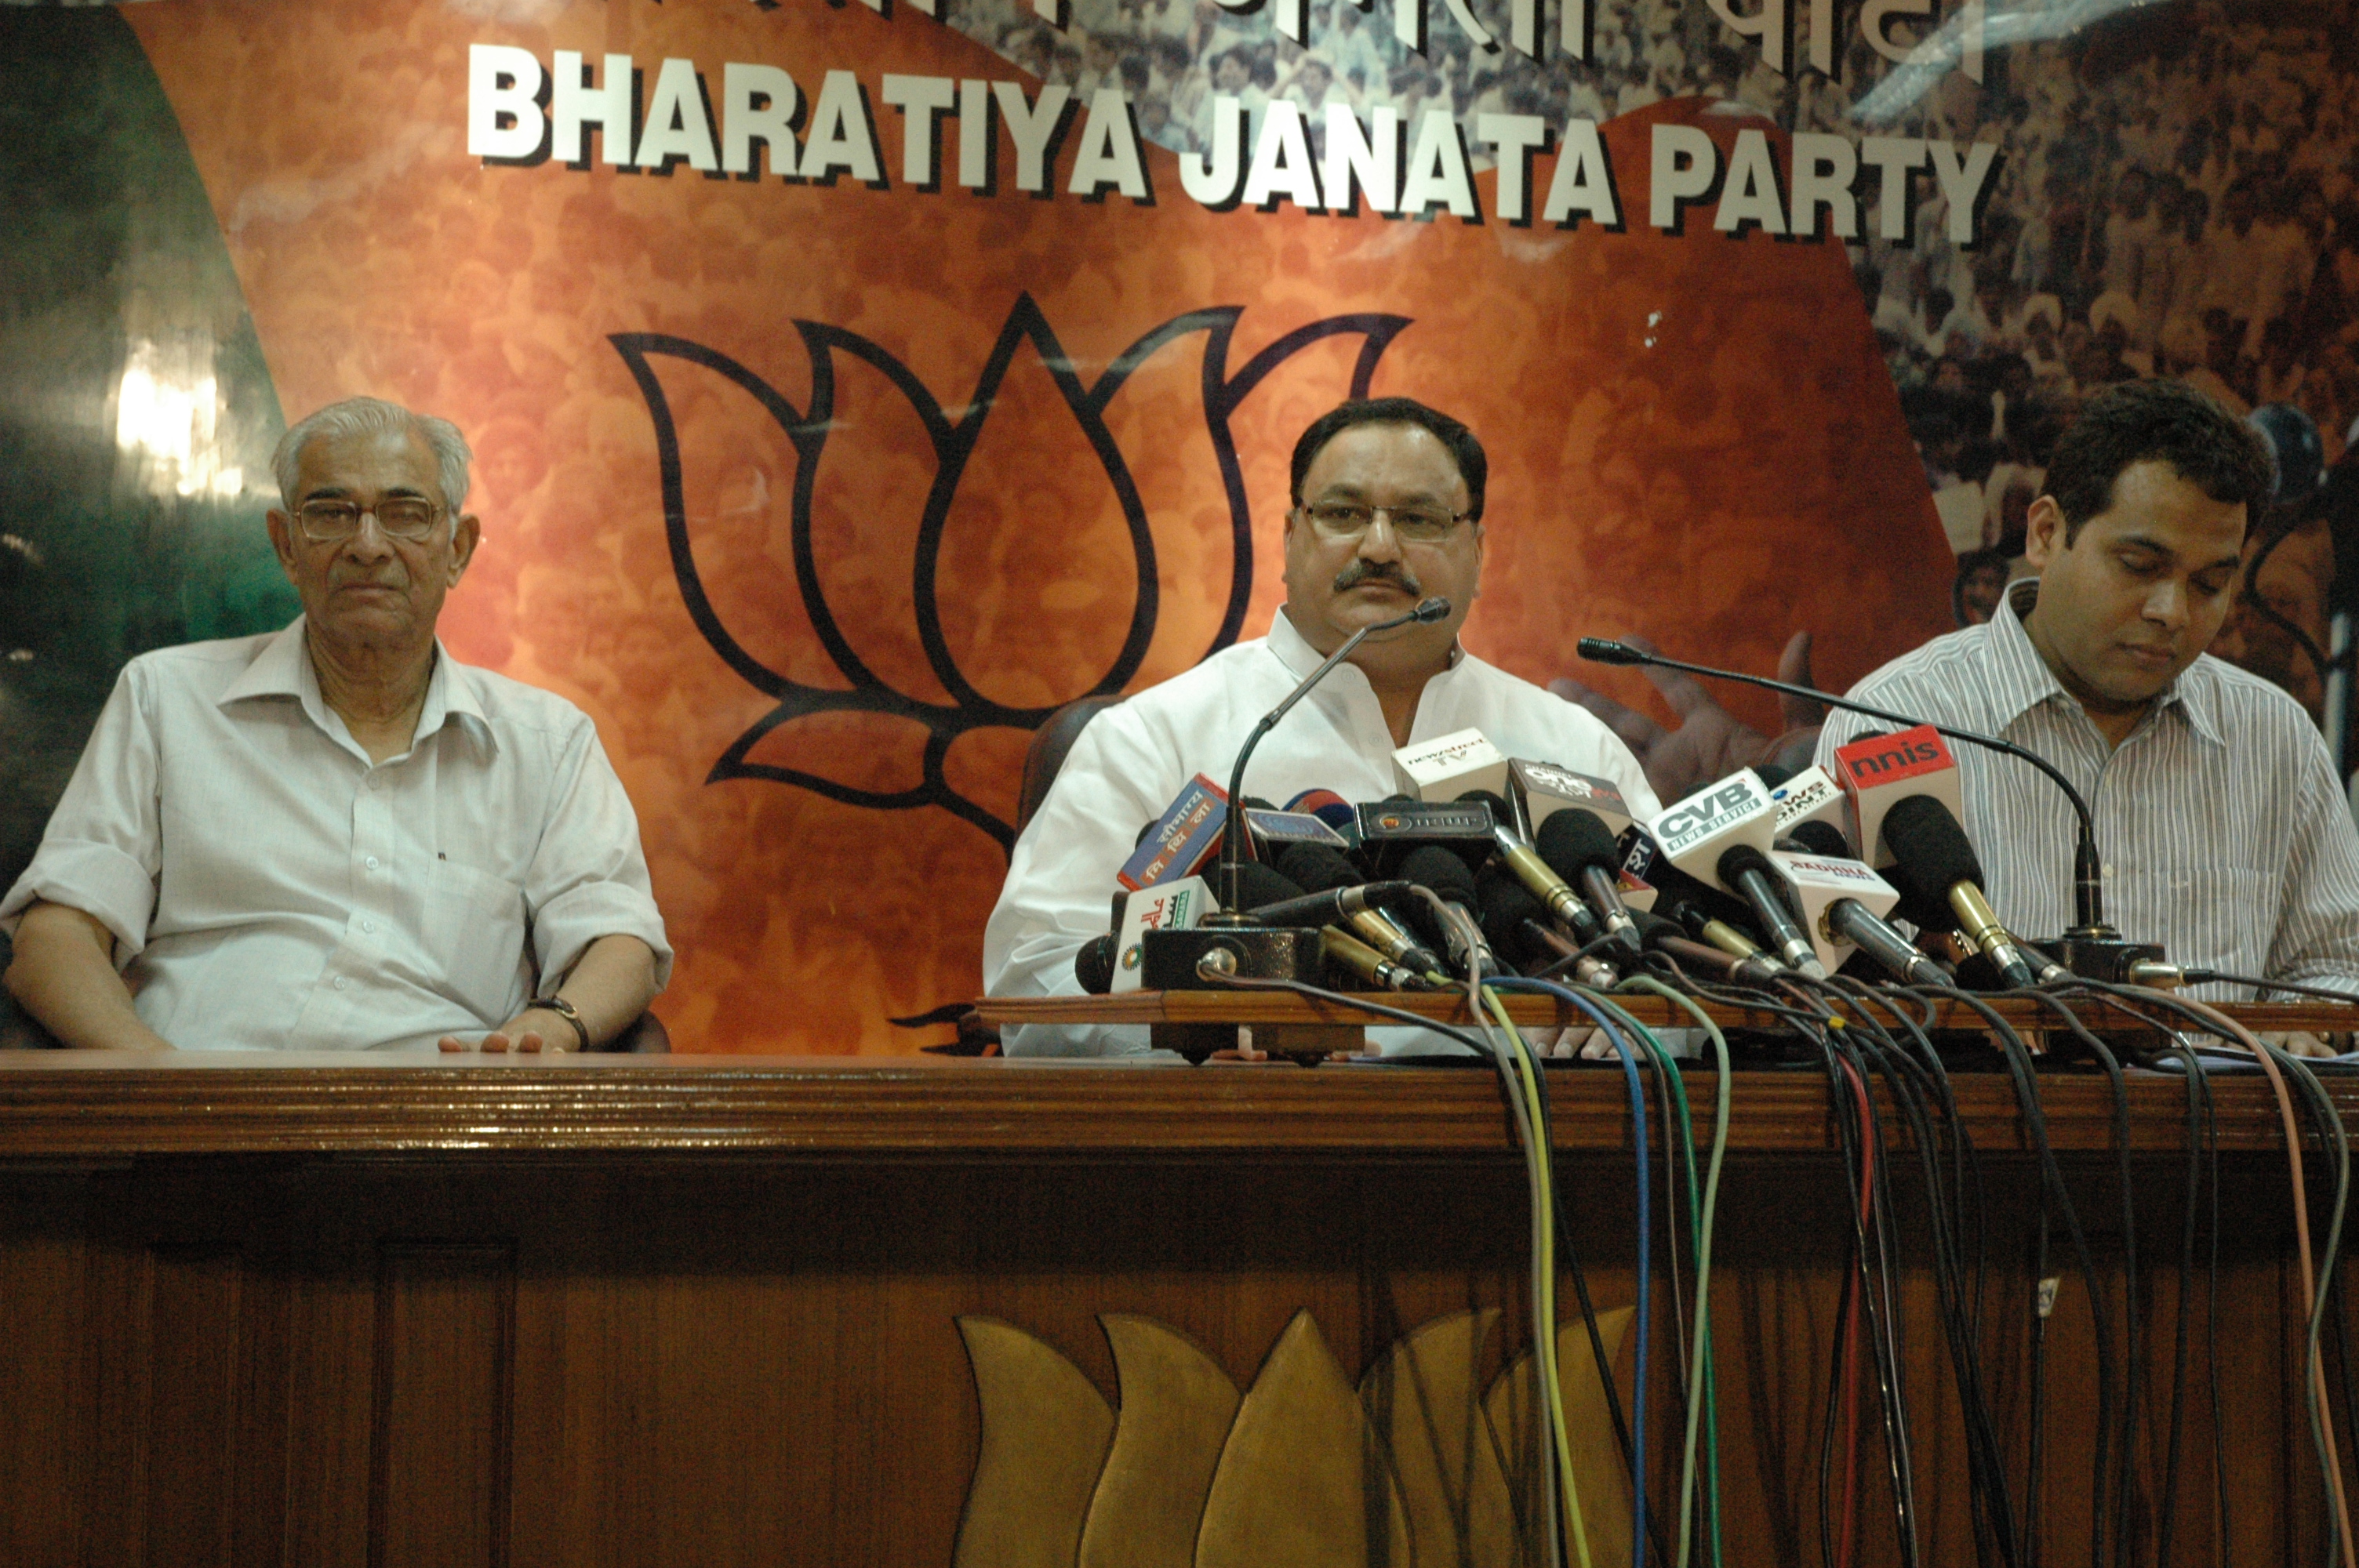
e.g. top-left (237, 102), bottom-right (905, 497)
top-left (1838, 981), bottom-right (2021, 1566)
top-left (2178, 970), bottom-right (2359, 1007)
top-left (1918, 985), bottom-right (2118, 1568)
top-left (2019, 989), bottom-right (2143, 1567)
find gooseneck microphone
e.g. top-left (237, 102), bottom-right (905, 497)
top-left (1209, 597), bottom-right (1451, 917)
top-left (1881, 796), bottom-right (2044, 989)
top-left (1576, 637), bottom-right (2112, 939)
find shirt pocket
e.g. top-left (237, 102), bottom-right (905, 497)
top-left (423, 860), bottom-right (532, 1022)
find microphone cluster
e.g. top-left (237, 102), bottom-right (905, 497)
top-left (1078, 724), bottom-right (2099, 1001)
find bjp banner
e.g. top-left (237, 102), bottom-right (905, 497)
top-left (12, 0), bottom-right (2345, 1051)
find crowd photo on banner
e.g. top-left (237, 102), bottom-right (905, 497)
top-left (939, 0), bottom-right (2359, 740)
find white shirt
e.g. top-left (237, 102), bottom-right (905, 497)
top-left (1, 619), bottom-right (672, 1050)
top-left (983, 608), bottom-right (1661, 1056)
top-left (1814, 583), bottom-right (2359, 999)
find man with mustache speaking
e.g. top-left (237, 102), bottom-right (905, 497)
top-left (3, 398), bottom-right (669, 1052)
top-left (984, 397), bottom-right (1660, 1057)
top-left (1817, 379), bottom-right (2359, 1049)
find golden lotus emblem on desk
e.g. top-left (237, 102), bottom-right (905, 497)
top-left (954, 1307), bottom-right (1637, 1568)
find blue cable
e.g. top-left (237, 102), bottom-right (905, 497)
top-left (1491, 975), bottom-right (1651, 1568)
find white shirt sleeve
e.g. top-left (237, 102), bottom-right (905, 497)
top-left (983, 706), bottom-right (1180, 1057)
top-left (0, 662), bottom-right (162, 963)
top-left (520, 717), bottom-right (674, 990)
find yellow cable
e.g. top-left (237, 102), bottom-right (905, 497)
top-left (1486, 988), bottom-right (1594, 1568)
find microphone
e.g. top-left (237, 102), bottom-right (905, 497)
top-left (1577, 637), bottom-right (2114, 941)
top-left (1508, 758), bottom-right (1641, 844)
top-left (1717, 842), bottom-right (1828, 979)
top-left (1478, 859), bottom-right (1614, 983)
top-left (1118, 773), bottom-right (1230, 890)
top-left (1830, 725), bottom-right (1968, 873)
top-left (1394, 727), bottom-right (1510, 800)
top-left (1631, 908), bottom-right (1784, 985)
top-left (1457, 789), bottom-right (1615, 954)
top-left (1768, 764), bottom-right (1852, 844)
top-left (1245, 879), bottom-right (1417, 929)
top-left (1213, 597), bottom-right (1449, 916)
top-left (1778, 821), bottom-right (1949, 985)
top-left (1320, 925), bottom-right (1435, 990)
top-left (1076, 933), bottom-right (1118, 994)
top-left (1532, 808), bottom-right (1643, 956)
top-left (1879, 796), bottom-right (2048, 989)
top-left (1275, 841), bottom-right (1445, 978)
top-left (1396, 844), bottom-right (1499, 978)
top-left (1648, 769), bottom-right (1824, 976)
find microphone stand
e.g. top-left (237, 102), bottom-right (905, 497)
top-left (1576, 632), bottom-right (2132, 948)
top-left (1209, 597), bottom-right (1452, 920)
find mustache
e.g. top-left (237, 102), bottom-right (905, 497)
top-left (1332, 560), bottom-right (1423, 597)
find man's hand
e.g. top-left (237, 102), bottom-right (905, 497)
top-left (2257, 1030), bottom-right (2348, 1059)
top-left (1550, 630), bottom-right (1826, 805)
top-left (437, 1007), bottom-right (572, 1054)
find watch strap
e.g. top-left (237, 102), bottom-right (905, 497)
top-left (525, 994), bottom-right (591, 1051)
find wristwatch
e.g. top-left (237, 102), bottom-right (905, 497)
top-left (525, 994), bottom-right (591, 1052)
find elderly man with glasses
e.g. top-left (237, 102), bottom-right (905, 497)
top-left (983, 396), bottom-right (1659, 1057)
top-left (2, 397), bottom-right (668, 1052)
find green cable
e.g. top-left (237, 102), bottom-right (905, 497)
top-left (1576, 990), bottom-right (1702, 1566)
top-left (1614, 978), bottom-right (1732, 1568)
top-left (1484, 986), bottom-right (1594, 1568)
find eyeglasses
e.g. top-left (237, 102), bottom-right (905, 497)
top-left (294, 499), bottom-right (443, 544)
top-left (1299, 499), bottom-right (1471, 543)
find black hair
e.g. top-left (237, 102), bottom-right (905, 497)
top-left (1289, 397), bottom-right (1488, 521)
top-left (2043, 379), bottom-right (2275, 545)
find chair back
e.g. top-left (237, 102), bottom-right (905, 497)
top-left (1015, 695), bottom-right (1125, 836)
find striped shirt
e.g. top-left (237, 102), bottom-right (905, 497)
top-left (1813, 581), bottom-right (2359, 1000)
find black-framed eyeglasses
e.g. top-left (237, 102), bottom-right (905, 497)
top-left (1297, 499), bottom-right (1471, 543)
top-left (294, 499), bottom-right (443, 544)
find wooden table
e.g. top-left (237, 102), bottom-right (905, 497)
top-left (0, 1034), bottom-right (2349, 1566)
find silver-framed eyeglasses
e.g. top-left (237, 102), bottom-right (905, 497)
top-left (1299, 499), bottom-right (1470, 543)
top-left (294, 498), bottom-right (443, 544)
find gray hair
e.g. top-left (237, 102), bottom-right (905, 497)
top-left (271, 397), bottom-right (473, 512)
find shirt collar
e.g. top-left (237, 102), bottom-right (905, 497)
top-left (1994, 579), bottom-right (2221, 746)
top-left (1267, 603), bottom-right (1466, 681)
top-left (218, 615), bottom-right (496, 758)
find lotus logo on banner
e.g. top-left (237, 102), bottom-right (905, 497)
top-left (614, 294), bottom-right (1407, 853)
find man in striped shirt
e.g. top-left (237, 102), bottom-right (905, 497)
top-left (1817, 379), bottom-right (2359, 1044)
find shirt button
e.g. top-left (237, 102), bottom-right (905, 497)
top-left (365, 856), bottom-right (380, 871)
top-left (333, 977), bottom-right (348, 992)
top-left (361, 920), bottom-right (375, 934)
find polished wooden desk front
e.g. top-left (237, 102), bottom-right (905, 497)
top-left (0, 1046), bottom-right (2346, 1566)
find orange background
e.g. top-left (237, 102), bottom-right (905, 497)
top-left (125, 0), bottom-right (1952, 1051)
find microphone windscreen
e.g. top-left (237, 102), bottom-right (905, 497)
top-left (1413, 596), bottom-right (1451, 622)
top-left (1787, 820), bottom-right (1851, 858)
top-left (1134, 819), bottom-right (1160, 848)
top-left (1398, 844), bottom-right (1479, 908)
top-left (1753, 761), bottom-right (1796, 789)
top-left (1274, 841), bottom-right (1361, 894)
top-left (1535, 808), bottom-right (1619, 877)
top-left (1075, 933), bottom-right (1118, 995)
top-left (1716, 841), bottom-right (1779, 887)
top-left (1477, 862), bottom-right (1553, 967)
top-left (1230, 862), bottom-right (1309, 913)
top-left (1879, 795), bottom-right (1985, 914)
top-left (1630, 908), bottom-right (1680, 946)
